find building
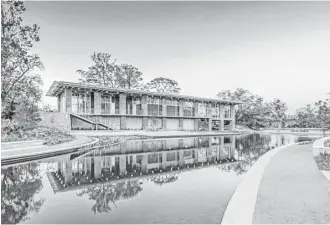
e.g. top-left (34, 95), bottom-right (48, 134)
top-left (45, 81), bottom-right (242, 131)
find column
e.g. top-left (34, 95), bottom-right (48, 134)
top-left (120, 116), bottom-right (127, 130)
top-left (162, 152), bottom-right (167, 169)
top-left (64, 89), bottom-right (72, 113)
top-left (179, 118), bottom-right (183, 130)
top-left (231, 104), bottom-right (236, 130)
top-left (194, 118), bottom-right (199, 131)
top-left (141, 95), bottom-right (148, 116)
top-left (64, 161), bottom-right (72, 183)
top-left (162, 117), bottom-right (167, 130)
top-left (141, 154), bottom-right (148, 173)
top-left (57, 95), bottom-right (61, 113)
top-left (119, 155), bottom-right (127, 176)
top-left (193, 102), bottom-right (199, 117)
top-left (230, 136), bottom-right (236, 160)
top-left (93, 157), bottom-right (102, 179)
top-left (208, 118), bottom-right (212, 131)
top-left (220, 136), bottom-right (225, 161)
top-left (119, 94), bottom-right (127, 115)
top-left (220, 104), bottom-right (224, 131)
top-left (162, 98), bottom-right (167, 116)
top-left (94, 92), bottom-right (101, 114)
top-left (179, 99), bottom-right (184, 117)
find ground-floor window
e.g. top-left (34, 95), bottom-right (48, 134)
top-left (101, 94), bottom-right (111, 114)
top-left (72, 92), bottom-right (90, 114)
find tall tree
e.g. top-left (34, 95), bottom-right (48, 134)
top-left (116, 64), bottom-right (143, 89)
top-left (266, 99), bottom-right (288, 128)
top-left (1, 0), bottom-right (44, 119)
top-left (217, 88), bottom-right (273, 129)
top-left (144, 77), bottom-right (181, 93)
top-left (77, 52), bottom-right (118, 87)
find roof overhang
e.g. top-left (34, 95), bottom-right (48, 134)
top-left (46, 81), bottom-right (243, 105)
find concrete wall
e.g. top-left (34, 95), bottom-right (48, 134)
top-left (39, 112), bottom-right (71, 131)
top-left (84, 115), bottom-right (121, 130)
top-left (126, 117), bottom-right (143, 130)
top-left (183, 119), bottom-right (195, 131)
top-left (167, 118), bottom-right (180, 130)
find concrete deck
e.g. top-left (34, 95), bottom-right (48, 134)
top-left (1, 135), bottom-right (98, 166)
top-left (70, 130), bottom-right (240, 138)
top-left (253, 144), bottom-right (330, 223)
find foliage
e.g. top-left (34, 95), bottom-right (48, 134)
top-left (1, 123), bottom-right (74, 145)
top-left (217, 88), bottom-right (287, 129)
top-left (314, 152), bottom-right (330, 171)
top-left (116, 64), bottom-right (143, 89)
top-left (1, 0), bottom-right (44, 120)
top-left (292, 93), bottom-right (330, 130)
top-left (144, 77), bottom-right (181, 94)
top-left (1, 163), bottom-right (45, 224)
top-left (78, 53), bottom-right (144, 90)
top-left (40, 104), bottom-right (57, 113)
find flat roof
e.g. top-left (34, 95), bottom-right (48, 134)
top-left (46, 81), bottom-right (243, 105)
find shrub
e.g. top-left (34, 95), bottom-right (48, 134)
top-left (1, 122), bottom-right (74, 146)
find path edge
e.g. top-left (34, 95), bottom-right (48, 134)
top-left (221, 143), bottom-right (297, 224)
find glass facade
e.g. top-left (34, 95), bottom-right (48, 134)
top-left (66, 89), bottom-right (234, 119)
top-left (72, 92), bottom-right (91, 114)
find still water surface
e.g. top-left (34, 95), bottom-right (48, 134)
top-left (1, 133), bottom-right (314, 224)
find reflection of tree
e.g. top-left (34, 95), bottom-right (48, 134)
top-left (77, 180), bottom-right (143, 214)
top-left (236, 134), bottom-right (272, 159)
top-left (1, 163), bottom-right (45, 224)
top-left (150, 172), bottom-right (179, 186)
top-left (218, 161), bottom-right (251, 175)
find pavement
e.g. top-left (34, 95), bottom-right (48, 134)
top-left (253, 144), bottom-right (330, 224)
top-left (1, 135), bottom-right (97, 166)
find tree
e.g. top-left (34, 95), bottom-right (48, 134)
top-left (217, 88), bottom-right (274, 129)
top-left (1, 1), bottom-right (44, 120)
top-left (77, 52), bottom-right (118, 87)
top-left (314, 94), bottom-right (330, 136)
top-left (144, 77), bottom-right (181, 94)
top-left (116, 64), bottom-right (143, 89)
top-left (266, 99), bottom-right (288, 128)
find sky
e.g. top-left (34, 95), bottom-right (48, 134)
top-left (23, 1), bottom-right (330, 113)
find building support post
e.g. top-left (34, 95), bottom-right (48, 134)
top-left (64, 89), bottom-right (72, 113)
top-left (94, 92), bottom-right (101, 114)
top-left (231, 104), bottom-right (236, 130)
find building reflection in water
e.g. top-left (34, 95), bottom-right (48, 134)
top-left (1, 133), bottom-right (306, 221)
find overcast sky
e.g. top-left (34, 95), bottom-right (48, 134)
top-left (24, 1), bottom-right (330, 113)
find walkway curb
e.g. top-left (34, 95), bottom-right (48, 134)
top-left (1, 136), bottom-right (99, 166)
top-left (221, 143), bottom-right (297, 224)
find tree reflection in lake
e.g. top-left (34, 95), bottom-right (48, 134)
top-left (1, 163), bottom-right (45, 224)
top-left (76, 179), bottom-right (143, 214)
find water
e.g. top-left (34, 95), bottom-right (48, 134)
top-left (1, 133), bottom-right (314, 224)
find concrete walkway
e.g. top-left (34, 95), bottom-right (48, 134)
top-left (253, 144), bottom-right (330, 224)
top-left (1, 135), bottom-right (97, 165)
top-left (70, 130), bottom-right (239, 138)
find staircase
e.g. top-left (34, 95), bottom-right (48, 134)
top-left (70, 114), bottom-right (115, 130)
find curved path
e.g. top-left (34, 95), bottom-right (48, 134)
top-left (253, 144), bottom-right (330, 224)
top-left (1, 135), bottom-right (98, 166)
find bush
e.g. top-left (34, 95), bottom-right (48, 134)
top-left (1, 121), bottom-right (74, 146)
top-left (314, 152), bottom-right (330, 171)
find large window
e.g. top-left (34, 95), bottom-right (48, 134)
top-left (101, 94), bottom-right (111, 114)
top-left (183, 101), bottom-right (194, 117)
top-left (224, 105), bottom-right (231, 118)
top-left (211, 103), bottom-right (220, 118)
top-left (72, 92), bottom-right (90, 114)
top-left (198, 103), bottom-right (207, 117)
top-left (147, 97), bottom-right (161, 116)
top-left (166, 99), bottom-right (179, 116)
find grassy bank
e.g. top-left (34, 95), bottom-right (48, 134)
top-left (314, 152), bottom-right (330, 171)
top-left (1, 126), bottom-right (75, 146)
